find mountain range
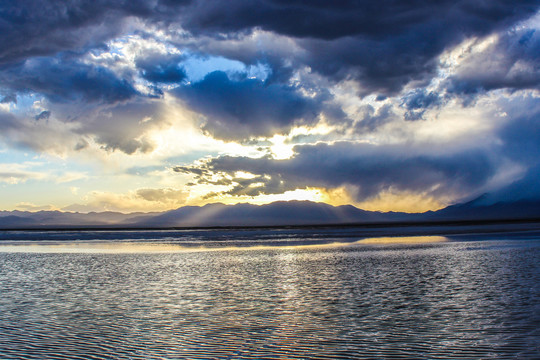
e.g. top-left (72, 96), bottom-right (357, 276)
top-left (0, 195), bottom-right (539, 229)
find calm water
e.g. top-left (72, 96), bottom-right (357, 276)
top-left (0, 229), bottom-right (539, 359)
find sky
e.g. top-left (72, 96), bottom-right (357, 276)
top-left (0, 0), bottom-right (539, 213)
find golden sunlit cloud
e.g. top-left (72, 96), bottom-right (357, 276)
top-left (197, 188), bottom-right (325, 206)
top-left (64, 188), bottom-right (189, 213)
top-left (319, 186), bottom-right (359, 207)
top-left (356, 188), bottom-right (448, 213)
top-left (15, 202), bottom-right (59, 211)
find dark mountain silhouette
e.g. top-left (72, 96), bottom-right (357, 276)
top-left (133, 201), bottom-right (416, 228)
top-left (0, 196), bottom-right (539, 229)
top-left (131, 198), bottom-right (540, 228)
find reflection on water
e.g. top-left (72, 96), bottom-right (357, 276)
top-left (0, 232), bottom-right (539, 359)
top-left (0, 235), bottom-right (448, 253)
top-left (356, 235), bottom-right (447, 244)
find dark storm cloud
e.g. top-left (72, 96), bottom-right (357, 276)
top-left (0, 0), bottom-right (195, 66)
top-left (181, 1), bottom-right (537, 40)
top-left (178, 0), bottom-right (539, 94)
top-left (176, 142), bottom-right (496, 201)
top-left (3, 0), bottom-right (537, 98)
top-left (0, 0), bottom-right (538, 164)
top-left (136, 54), bottom-right (187, 84)
top-left (300, 35), bottom-right (439, 95)
top-left (445, 28), bottom-right (540, 98)
top-left (0, 0), bottom-right (537, 108)
top-left (0, 0), bottom-right (138, 65)
top-left (174, 71), bottom-right (344, 140)
top-left (0, 56), bottom-right (138, 104)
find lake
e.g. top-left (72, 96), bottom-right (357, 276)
top-left (0, 228), bottom-right (539, 359)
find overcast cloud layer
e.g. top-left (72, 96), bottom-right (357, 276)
top-left (0, 1), bottom-right (539, 212)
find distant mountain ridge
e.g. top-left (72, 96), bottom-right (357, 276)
top-left (134, 201), bottom-right (415, 228)
top-left (0, 196), bottom-right (539, 229)
top-left (426, 197), bottom-right (540, 221)
top-left (0, 210), bottom-right (157, 228)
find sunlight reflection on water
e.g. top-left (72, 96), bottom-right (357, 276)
top-left (0, 235), bottom-right (448, 253)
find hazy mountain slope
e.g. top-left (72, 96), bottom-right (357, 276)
top-left (428, 198), bottom-right (540, 221)
top-left (0, 210), bottom-right (157, 228)
top-left (132, 201), bottom-right (415, 227)
top-left (0, 215), bottom-right (39, 228)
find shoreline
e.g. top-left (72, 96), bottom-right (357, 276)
top-left (0, 218), bottom-right (539, 240)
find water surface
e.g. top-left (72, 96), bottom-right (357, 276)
top-left (0, 230), bottom-right (539, 359)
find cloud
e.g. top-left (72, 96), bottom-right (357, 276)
top-left (174, 86), bottom-right (540, 206)
top-left (174, 70), bottom-right (344, 140)
top-left (0, 0), bottom-right (155, 65)
top-left (0, 56), bottom-right (138, 104)
top-left (496, 93), bottom-right (540, 165)
top-left (0, 93), bottom-right (17, 104)
top-left (35, 110), bottom-right (51, 121)
top-left (136, 188), bottom-right (188, 203)
top-left (176, 0), bottom-right (540, 94)
top-left (73, 98), bottom-right (168, 154)
top-left (55, 172), bottom-right (88, 184)
top-left (0, 163), bottom-right (46, 184)
top-left (0, 110), bottom-right (20, 130)
top-left (0, 97), bottom-right (165, 156)
top-left (0, 0), bottom-right (539, 212)
top-left (353, 104), bottom-right (397, 132)
top-left (0, 162), bottom-right (86, 186)
top-left (0, 109), bottom-right (83, 154)
top-left (64, 187), bottom-right (189, 212)
top-left (181, 1), bottom-right (537, 40)
top-left (482, 163), bottom-right (540, 203)
top-left (2, 1), bottom-right (538, 99)
top-left (175, 141), bottom-right (498, 202)
top-left (0, 171), bottom-right (37, 184)
top-left (136, 53), bottom-right (187, 84)
top-left (14, 202), bottom-right (57, 211)
top-left (444, 28), bottom-right (540, 99)
top-left (401, 89), bottom-right (442, 120)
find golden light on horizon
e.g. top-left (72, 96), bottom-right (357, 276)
top-left (356, 188), bottom-right (448, 213)
top-left (0, 236), bottom-right (449, 253)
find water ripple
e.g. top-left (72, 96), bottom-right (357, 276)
top-left (0, 236), bottom-right (539, 358)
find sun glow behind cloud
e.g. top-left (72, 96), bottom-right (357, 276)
top-left (209, 188), bottom-right (325, 205)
